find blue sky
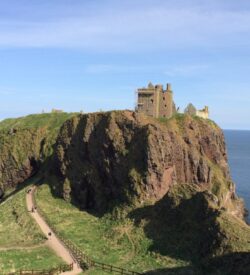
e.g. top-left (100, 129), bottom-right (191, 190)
top-left (0, 0), bottom-right (250, 129)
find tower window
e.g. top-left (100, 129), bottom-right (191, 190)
top-left (151, 99), bottom-right (154, 103)
top-left (163, 97), bottom-right (165, 100)
top-left (165, 104), bottom-right (167, 107)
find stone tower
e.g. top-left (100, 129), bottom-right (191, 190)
top-left (137, 82), bottom-right (175, 118)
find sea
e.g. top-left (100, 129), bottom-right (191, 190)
top-left (224, 130), bottom-right (250, 223)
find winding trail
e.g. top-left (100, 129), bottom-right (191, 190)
top-left (26, 186), bottom-right (83, 275)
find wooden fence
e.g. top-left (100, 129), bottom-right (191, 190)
top-left (31, 186), bottom-right (142, 275)
top-left (6, 263), bottom-right (73, 275)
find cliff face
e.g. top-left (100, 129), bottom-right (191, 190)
top-left (1, 110), bottom-right (249, 264)
top-left (0, 113), bottom-right (75, 195)
top-left (0, 128), bottom-right (47, 191)
top-left (54, 111), bottom-right (238, 215)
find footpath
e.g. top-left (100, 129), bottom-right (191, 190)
top-left (26, 186), bottom-right (83, 275)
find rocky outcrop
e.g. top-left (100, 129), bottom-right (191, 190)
top-left (0, 113), bottom-right (74, 194)
top-left (0, 128), bottom-right (46, 192)
top-left (0, 110), bottom-right (249, 265)
top-left (54, 111), bottom-right (237, 215)
top-left (0, 128), bottom-right (52, 195)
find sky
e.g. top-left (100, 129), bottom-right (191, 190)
top-left (0, 0), bottom-right (250, 129)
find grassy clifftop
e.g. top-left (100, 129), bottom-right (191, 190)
top-left (0, 112), bottom-right (77, 194)
top-left (53, 111), bottom-right (235, 214)
top-left (0, 110), bottom-right (249, 273)
top-left (0, 112), bottom-right (76, 131)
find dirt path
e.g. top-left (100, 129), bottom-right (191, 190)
top-left (26, 186), bottom-right (83, 275)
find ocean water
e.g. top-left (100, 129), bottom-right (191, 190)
top-left (224, 130), bottom-right (250, 223)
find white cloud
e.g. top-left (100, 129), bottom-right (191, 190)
top-left (164, 64), bottom-right (210, 77)
top-left (0, 4), bottom-right (250, 51)
top-left (84, 64), bottom-right (160, 74)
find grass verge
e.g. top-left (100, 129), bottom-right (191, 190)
top-left (0, 188), bottom-right (45, 247)
top-left (36, 182), bottom-right (191, 273)
top-left (0, 186), bottom-right (65, 273)
top-left (0, 247), bottom-right (64, 273)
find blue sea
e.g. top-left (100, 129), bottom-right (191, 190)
top-left (224, 130), bottom-right (250, 223)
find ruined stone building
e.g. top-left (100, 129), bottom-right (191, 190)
top-left (136, 82), bottom-right (209, 119)
top-left (196, 106), bottom-right (209, 119)
top-left (136, 83), bottom-right (176, 118)
top-left (184, 103), bottom-right (209, 119)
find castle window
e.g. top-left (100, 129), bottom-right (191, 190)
top-left (165, 104), bottom-right (167, 107)
top-left (151, 99), bottom-right (154, 103)
top-left (163, 97), bottom-right (165, 100)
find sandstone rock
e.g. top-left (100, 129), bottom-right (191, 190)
top-left (54, 111), bottom-right (233, 214)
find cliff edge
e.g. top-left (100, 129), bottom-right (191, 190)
top-left (53, 111), bottom-right (250, 265)
top-left (0, 113), bottom-right (75, 196)
top-left (1, 110), bottom-right (249, 269)
top-left (54, 111), bottom-right (243, 218)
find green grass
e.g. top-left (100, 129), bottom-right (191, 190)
top-left (36, 182), bottom-right (191, 274)
top-left (0, 112), bottom-right (79, 191)
top-left (0, 188), bottom-right (45, 247)
top-left (0, 247), bottom-right (64, 273)
top-left (216, 212), bottom-right (250, 253)
top-left (0, 186), bottom-right (65, 273)
top-left (0, 112), bottom-right (77, 131)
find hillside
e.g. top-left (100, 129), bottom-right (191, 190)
top-left (54, 111), bottom-right (242, 216)
top-left (0, 110), bottom-right (249, 273)
top-left (51, 111), bottom-right (250, 270)
top-left (0, 112), bottom-right (77, 196)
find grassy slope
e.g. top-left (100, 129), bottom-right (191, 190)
top-left (1, 112), bottom-right (249, 273)
top-left (0, 112), bottom-right (77, 164)
top-left (36, 182), bottom-right (191, 274)
top-left (0, 112), bottom-right (77, 131)
top-left (0, 187), bottom-right (64, 273)
top-left (0, 247), bottom-right (64, 273)
top-left (36, 180), bottom-right (250, 274)
top-left (0, 113), bottom-right (77, 272)
top-left (0, 188), bottom-right (44, 247)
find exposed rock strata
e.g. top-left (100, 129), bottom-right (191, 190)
top-left (0, 128), bottom-right (46, 192)
top-left (54, 111), bottom-right (238, 215)
top-left (0, 113), bottom-right (74, 194)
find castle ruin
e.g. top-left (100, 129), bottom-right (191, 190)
top-left (136, 82), bottom-right (209, 119)
top-left (136, 83), bottom-right (176, 118)
top-left (196, 106), bottom-right (209, 119)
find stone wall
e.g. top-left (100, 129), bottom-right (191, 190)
top-left (196, 106), bottom-right (209, 119)
top-left (137, 83), bottom-right (174, 118)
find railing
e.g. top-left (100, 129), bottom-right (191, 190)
top-left (6, 263), bottom-right (73, 275)
top-left (31, 186), bottom-right (142, 275)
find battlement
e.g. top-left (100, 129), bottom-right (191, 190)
top-left (136, 82), bottom-right (175, 118)
top-left (136, 82), bottom-right (209, 120)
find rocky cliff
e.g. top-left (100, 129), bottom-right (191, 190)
top-left (54, 111), bottom-right (242, 217)
top-left (53, 110), bottom-right (250, 264)
top-left (1, 110), bottom-right (249, 266)
top-left (0, 113), bottom-right (75, 196)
